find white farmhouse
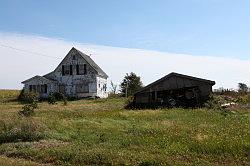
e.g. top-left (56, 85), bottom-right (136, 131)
top-left (21, 47), bottom-right (108, 98)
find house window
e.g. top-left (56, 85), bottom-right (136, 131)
top-left (32, 85), bottom-right (37, 92)
top-left (76, 83), bottom-right (89, 93)
top-left (37, 85), bottom-right (41, 93)
top-left (77, 64), bottom-right (87, 75)
top-left (29, 85), bottom-right (32, 92)
top-left (103, 84), bottom-right (107, 92)
top-left (76, 64), bottom-right (79, 75)
top-left (41, 84), bottom-right (47, 93)
top-left (72, 55), bottom-right (76, 60)
top-left (62, 65), bottom-right (70, 75)
top-left (62, 65), bottom-right (65, 76)
top-left (84, 64), bottom-right (87, 75)
top-left (29, 84), bottom-right (47, 93)
top-left (70, 65), bottom-right (73, 75)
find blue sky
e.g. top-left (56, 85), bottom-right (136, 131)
top-left (1, 0), bottom-right (250, 59)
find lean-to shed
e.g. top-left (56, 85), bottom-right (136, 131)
top-left (133, 72), bottom-right (215, 107)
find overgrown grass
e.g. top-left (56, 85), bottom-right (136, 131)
top-left (0, 89), bottom-right (20, 103)
top-left (0, 90), bottom-right (249, 165)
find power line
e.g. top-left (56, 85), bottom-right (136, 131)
top-left (0, 43), bottom-right (61, 59)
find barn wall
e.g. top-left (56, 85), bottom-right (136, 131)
top-left (135, 92), bottom-right (149, 103)
top-left (140, 76), bottom-right (213, 95)
top-left (134, 75), bottom-right (214, 104)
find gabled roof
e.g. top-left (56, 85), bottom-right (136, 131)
top-left (135, 72), bottom-right (215, 94)
top-left (21, 75), bottom-right (57, 84)
top-left (74, 48), bottom-right (108, 78)
top-left (54, 47), bottom-right (108, 78)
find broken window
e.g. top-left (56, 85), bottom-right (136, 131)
top-left (41, 84), bottom-right (48, 93)
top-left (84, 64), bottom-right (87, 75)
top-left (76, 64), bottom-right (79, 75)
top-left (62, 65), bottom-right (65, 76)
top-left (70, 65), bottom-right (73, 75)
top-left (62, 65), bottom-right (70, 75)
top-left (32, 85), bottom-right (37, 92)
top-left (29, 85), bottom-right (32, 92)
top-left (37, 85), bottom-right (41, 93)
top-left (77, 64), bottom-right (87, 75)
top-left (103, 84), bottom-right (107, 92)
top-left (76, 83), bottom-right (89, 93)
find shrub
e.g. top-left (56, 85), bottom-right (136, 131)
top-left (18, 90), bottom-right (38, 104)
top-left (48, 93), bottom-right (57, 104)
top-left (19, 104), bottom-right (36, 117)
top-left (204, 95), bottom-right (223, 110)
top-left (53, 92), bottom-right (66, 100)
top-left (236, 94), bottom-right (250, 104)
top-left (48, 92), bottom-right (67, 105)
top-left (0, 119), bottom-right (45, 144)
top-left (124, 96), bottom-right (135, 109)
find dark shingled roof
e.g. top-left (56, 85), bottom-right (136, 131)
top-left (73, 48), bottom-right (108, 78)
top-left (135, 72), bottom-right (215, 94)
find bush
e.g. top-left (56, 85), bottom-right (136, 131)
top-left (19, 104), bottom-right (36, 117)
top-left (204, 95), bottom-right (223, 110)
top-left (236, 94), bottom-right (250, 104)
top-left (0, 119), bottom-right (45, 144)
top-left (48, 92), bottom-right (67, 105)
top-left (124, 96), bottom-right (135, 109)
top-left (48, 93), bottom-right (57, 104)
top-left (18, 90), bottom-right (38, 104)
top-left (53, 92), bottom-right (66, 100)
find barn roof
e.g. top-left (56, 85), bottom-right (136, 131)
top-left (135, 72), bottom-right (215, 94)
top-left (21, 75), bottom-right (57, 84)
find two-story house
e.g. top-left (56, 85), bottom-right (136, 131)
top-left (21, 47), bottom-right (108, 98)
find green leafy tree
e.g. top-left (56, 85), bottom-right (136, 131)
top-left (120, 72), bottom-right (143, 97)
top-left (238, 83), bottom-right (248, 94)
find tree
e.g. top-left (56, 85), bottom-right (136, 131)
top-left (120, 72), bottom-right (143, 97)
top-left (110, 81), bottom-right (118, 94)
top-left (238, 83), bottom-right (248, 94)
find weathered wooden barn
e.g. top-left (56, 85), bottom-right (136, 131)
top-left (133, 73), bottom-right (215, 107)
top-left (22, 47), bottom-right (108, 98)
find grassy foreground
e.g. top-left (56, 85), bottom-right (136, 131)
top-left (0, 90), bottom-right (249, 165)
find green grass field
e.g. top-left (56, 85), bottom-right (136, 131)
top-left (0, 90), bottom-right (249, 165)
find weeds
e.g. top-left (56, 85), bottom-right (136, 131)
top-left (0, 90), bottom-right (249, 165)
top-left (0, 119), bottom-right (45, 144)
